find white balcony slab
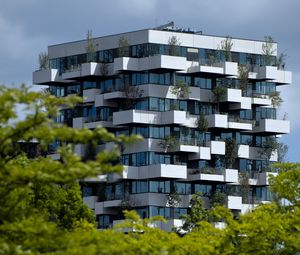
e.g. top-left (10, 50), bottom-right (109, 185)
top-left (188, 64), bottom-right (224, 75)
top-left (253, 119), bottom-right (290, 134)
top-left (83, 88), bottom-right (100, 102)
top-left (227, 195), bottom-right (242, 210)
top-left (104, 200), bottom-right (122, 208)
top-left (81, 62), bottom-right (101, 76)
top-left (113, 110), bottom-right (188, 126)
top-left (228, 121), bottom-right (252, 131)
top-left (238, 144), bottom-right (250, 158)
top-left (32, 69), bottom-right (59, 84)
top-left (223, 61), bottom-right (238, 76)
top-left (225, 169), bottom-right (238, 183)
top-left (207, 140), bottom-right (225, 155)
top-left (224, 89), bottom-right (242, 102)
top-left (257, 66), bottom-right (278, 80)
top-left (103, 91), bottom-right (125, 100)
top-left (83, 196), bottom-right (98, 209)
top-left (188, 146), bottom-right (211, 160)
top-left (130, 193), bottom-right (167, 207)
top-left (84, 120), bottom-right (114, 129)
top-left (95, 202), bottom-right (118, 215)
top-left (95, 94), bottom-right (118, 107)
top-left (73, 117), bottom-right (85, 129)
top-left (113, 110), bottom-right (158, 125)
top-left (206, 114), bottom-right (228, 128)
top-left (153, 219), bottom-right (183, 232)
top-left (114, 55), bottom-right (187, 73)
top-left (62, 69), bottom-right (81, 80)
top-left (252, 96), bottom-right (271, 106)
top-left (139, 164), bottom-right (187, 179)
top-left (258, 172), bottom-right (278, 185)
top-left (123, 139), bottom-right (163, 154)
top-left (275, 70), bottom-right (292, 84)
top-left (255, 66), bottom-right (292, 85)
top-left (188, 171), bottom-right (224, 182)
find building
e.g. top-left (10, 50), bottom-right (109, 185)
top-left (33, 24), bottom-right (291, 231)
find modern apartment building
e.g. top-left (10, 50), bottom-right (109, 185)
top-left (33, 24), bottom-right (291, 231)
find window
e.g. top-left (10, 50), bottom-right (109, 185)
top-left (194, 77), bottom-right (212, 89)
top-left (149, 206), bottom-right (170, 219)
top-left (187, 48), bottom-right (199, 62)
top-left (83, 81), bottom-right (96, 90)
top-left (149, 181), bottom-right (170, 193)
top-left (132, 181), bottom-right (148, 193)
top-left (175, 182), bottom-right (191, 195)
top-left (194, 184), bottom-right (212, 196)
top-left (174, 208), bottom-right (188, 219)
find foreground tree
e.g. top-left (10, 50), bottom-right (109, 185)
top-left (0, 85), bottom-right (137, 254)
top-left (0, 85), bottom-right (299, 254)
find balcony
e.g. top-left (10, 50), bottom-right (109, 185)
top-left (83, 196), bottom-right (98, 209)
top-left (238, 144), bottom-right (250, 158)
top-left (113, 110), bottom-right (188, 126)
top-left (111, 164), bottom-right (187, 180)
top-left (206, 114), bottom-right (228, 128)
top-left (188, 168), bottom-right (224, 182)
top-left (187, 61), bottom-right (238, 76)
top-left (253, 119), bottom-right (290, 134)
top-left (256, 66), bottom-right (292, 84)
top-left (188, 146), bottom-right (211, 160)
top-left (83, 88), bottom-right (100, 102)
top-left (227, 195), bottom-right (242, 210)
top-left (206, 140), bottom-right (225, 155)
top-left (113, 109), bottom-right (159, 125)
top-left (129, 193), bottom-right (168, 207)
top-left (114, 55), bottom-right (187, 73)
top-left (228, 116), bottom-right (253, 131)
top-left (138, 164), bottom-right (187, 179)
top-left (95, 202), bottom-right (118, 215)
top-left (187, 168), bottom-right (238, 183)
top-left (32, 68), bottom-right (59, 84)
top-left (257, 172), bottom-right (278, 185)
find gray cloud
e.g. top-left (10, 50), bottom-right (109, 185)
top-left (0, 0), bottom-right (299, 161)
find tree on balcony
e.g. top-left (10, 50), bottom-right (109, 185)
top-left (219, 36), bottom-right (233, 62)
top-left (239, 172), bottom-right (250, 204)
top-left (86, 30), bottom-right (96, 62)
top-left (121, 85), bottom-right (144, 110)
top-left (260, 136), bottom-right (278, 170)
top-left (262, 36), bottom-right (275, 66)
top-left (210, 191), bottom-right (227, 207)
top-left (238, 65), bottom-right (249, 96)
top-left (118, 36), bottom-right (130, 57)
top-left (212, 86), bottom-right (226, 113)
top-left (196, 113), bottom-right (208, 146)
top-left (159, 135), bottom-right (178, 153)
top-left (38, 52), bottom-right (49, 70)
top-left (269, 91), bottom-right (283, 108)
top-left (170, 80), bottom-right (190, 98)
top-left (225, 138), bottom-right (238, 168)
top-left (168, 36), bottom-right (181, 56)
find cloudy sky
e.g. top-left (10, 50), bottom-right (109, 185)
top-left (0, 0), bottom-right (299, 161)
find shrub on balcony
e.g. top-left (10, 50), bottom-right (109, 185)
top-left (170, 80), bottom-right (190, 98)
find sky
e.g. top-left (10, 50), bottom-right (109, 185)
top-left (0, 0), bottom-right (299, 162)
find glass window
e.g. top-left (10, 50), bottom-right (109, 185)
top-left (174, 208), bottom-right (188, 219)
top-left (194, 184), bottom-right (212, 196)
top-left (150, 98), bottom-right (159, 111)
top-left (175, 182), bottom-right (191, 195)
